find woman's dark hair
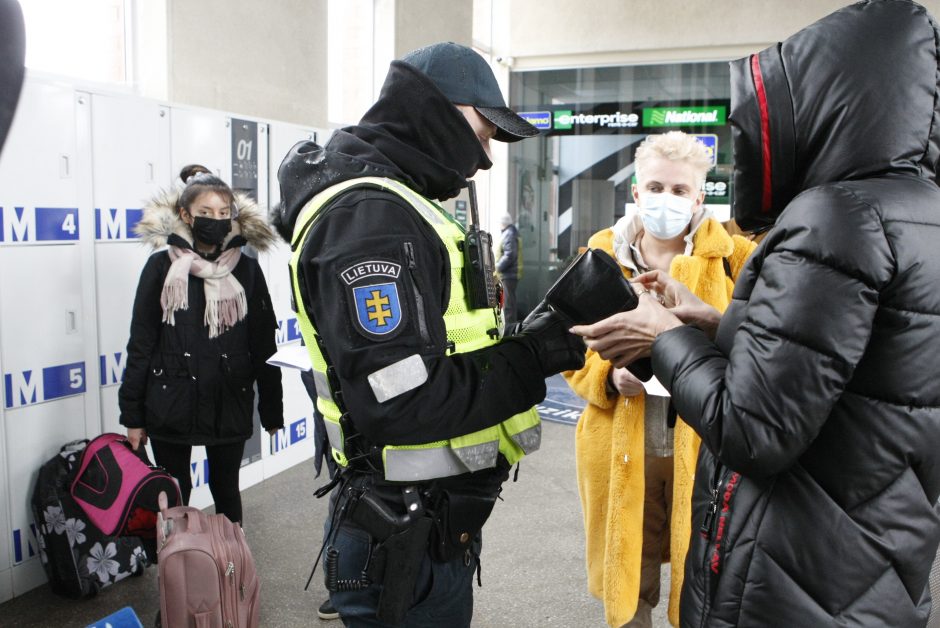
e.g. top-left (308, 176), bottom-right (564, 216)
top-left (177, 164), bottom-right (236, 216)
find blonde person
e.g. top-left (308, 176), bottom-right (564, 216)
top-left (564, 132), bottom-right (755, 627)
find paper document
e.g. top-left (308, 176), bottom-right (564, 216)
top-left (643, 375), bottom-right (670, 398)
top-left (266, 345), bottom-right (313, 371)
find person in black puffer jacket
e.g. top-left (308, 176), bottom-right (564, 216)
top-left (571, 1), bottom-right (940, 625)
top-left (119, 165), bottom-right (283, 524)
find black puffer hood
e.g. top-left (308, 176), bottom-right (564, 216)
top-left (272, 61), bottom-right (491, 241)
top-left (730, 0), bottom-right (940, 232)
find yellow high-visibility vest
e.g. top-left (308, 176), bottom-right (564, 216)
top-left (289, 176), bottom-right (540, 482)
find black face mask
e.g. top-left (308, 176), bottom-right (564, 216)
top-left (191, 216), bottom-right (232, 246)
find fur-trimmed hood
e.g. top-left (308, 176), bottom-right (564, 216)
top-left (135, 188), bottom-right (279, 252)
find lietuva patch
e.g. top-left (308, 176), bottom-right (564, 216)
top-left (341, 260), bottom-right (401, 285)
top-left (341, 260), bottom-right (406, 341)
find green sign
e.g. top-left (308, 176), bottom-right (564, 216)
top-left (553, 110), bottom-right (573, 130)
top-left (643, 106), bottom-right (727, 127)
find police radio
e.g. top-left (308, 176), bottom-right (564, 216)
top-left (461, 180), bottom-right (500, 309)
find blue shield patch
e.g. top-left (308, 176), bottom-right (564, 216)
top-left (353, 283), bottom-right (402, 337)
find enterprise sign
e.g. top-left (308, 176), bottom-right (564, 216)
top-left (554, 110), bottom-right (639, 130)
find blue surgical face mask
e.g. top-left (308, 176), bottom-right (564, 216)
top-left (639, 192), bottom-right (695, 240)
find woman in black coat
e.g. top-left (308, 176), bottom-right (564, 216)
top-left (119, 165), bottom-right (283, 524)
top-left (572, 1), bottom-right (940, 625)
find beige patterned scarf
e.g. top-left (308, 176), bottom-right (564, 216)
top-left (160, 246), bottom-right (247, 338)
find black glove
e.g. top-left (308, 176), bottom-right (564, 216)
top-left (511, 307), bottom-right (586, 377)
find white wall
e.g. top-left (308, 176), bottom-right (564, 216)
top-left (166, 0), bottom-right (329, 127)
top-left (499, 0), bottom-right (940, 68)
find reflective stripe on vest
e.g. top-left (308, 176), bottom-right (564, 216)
top-left (289, 176), bottom-right (540, 481)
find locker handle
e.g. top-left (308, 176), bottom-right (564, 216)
top-left (146, 162), bottom-right (154, 182)
top-left (60, 155), bottom-right (70, 178)
top-left (65, 310), bottom-right (77, 334)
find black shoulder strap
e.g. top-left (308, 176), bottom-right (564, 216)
top-left (722, 256), bottom-right (733, 279)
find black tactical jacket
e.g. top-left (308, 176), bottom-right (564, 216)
top-left (272, 62), bottom-right (549, 458)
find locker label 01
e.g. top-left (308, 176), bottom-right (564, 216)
top-left (0, 206), bottom-right (80, 243)
top-left (4, 361), bottom-right (86, 408)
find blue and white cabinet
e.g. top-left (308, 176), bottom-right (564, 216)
top-left (0, 74), bottom-right (328, 603)
top-left (0, 80), bottom-right (90, 596)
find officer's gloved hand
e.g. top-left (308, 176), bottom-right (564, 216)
top-left (510, 304), bottom-right (586, 376)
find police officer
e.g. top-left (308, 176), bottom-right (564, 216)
top-left (272, 42), bottom-right (585, 627)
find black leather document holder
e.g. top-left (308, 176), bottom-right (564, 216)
top-left (543, 248), bottom-right (639, 326)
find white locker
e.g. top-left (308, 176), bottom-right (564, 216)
top-left (263, 122), bottom-right (320, 336)
top-left (170, 106), bottom-right (230, 184)
top-left (0, 80), bottom-right (90, 596)
top-left (0, 77), bottom-right (330, 601)
top-left (167, 106), bottom-right (230, 508)
top-left (91, 94), bottom-right (172, 435)
top-left (1, 248), bottom-right (88, 595)
top-left (259, 122), bottom-right (322, 477)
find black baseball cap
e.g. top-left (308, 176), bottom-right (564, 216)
top-left (401, 42), bottom-right (538, 143)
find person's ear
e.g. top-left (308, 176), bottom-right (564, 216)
top-left (632, 183), bottom-right (640, 204)
top-left (179, 207), bottom-right (191, 225)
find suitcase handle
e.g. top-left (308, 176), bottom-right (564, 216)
top-left (158, 490), bottom-right (203, 534)
top-left (184, 510), bottom-right (203, 533)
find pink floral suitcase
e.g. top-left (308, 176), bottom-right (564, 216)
top-left (31, 439), bottom-right (152, 598)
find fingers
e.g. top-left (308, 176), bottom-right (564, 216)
top-left (633, 269), bottom-right (667, 284)
top-left (569, 313), bottom-right (622, 338)
top-left (581, 333), bottom-right (626, 356)
top-left (127, 428), bottom-right (147, 450)
top-left (634, 269), bottom-right (670, 291)
top-left (610, 352), bottom-right (638, 369)
top-left (572, 308), bottom-right (655, 339)
top-left (618, 366), bottom-right (642, 385)
top-left (635, 270), bottom-right (686, 306)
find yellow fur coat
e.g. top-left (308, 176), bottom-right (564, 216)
top-left (564, 218), bottom-right (755, 626)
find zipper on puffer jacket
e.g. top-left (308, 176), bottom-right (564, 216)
top-left (403, 242), bottom-right (432, 347)
top-left (183, 351), bottom-right (197, 435)
top-left (698, 464), bottom-right (742, 628)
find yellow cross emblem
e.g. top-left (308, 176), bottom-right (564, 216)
top-left (365, 290), bottom-right (392, 327)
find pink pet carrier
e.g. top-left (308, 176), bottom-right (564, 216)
top-left (70, 433), bottom-right (181, 538)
